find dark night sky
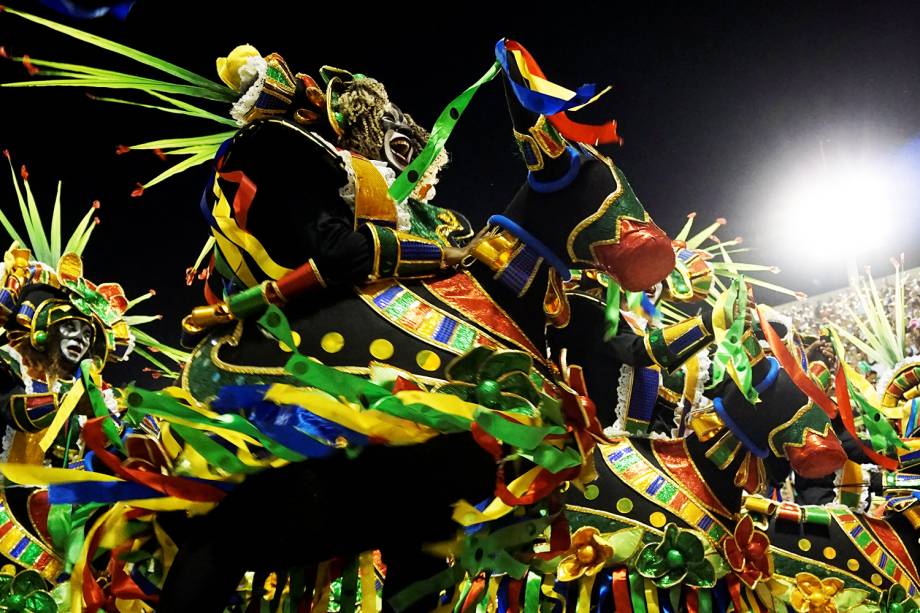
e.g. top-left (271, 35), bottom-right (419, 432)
top-left (3, 0), bottom-right (920, 379)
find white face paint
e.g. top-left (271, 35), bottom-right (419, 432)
top-left (56, 319), bottom-right (93, 364)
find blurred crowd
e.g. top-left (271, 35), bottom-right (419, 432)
top-left (774, 268), bottom-right (920, 378)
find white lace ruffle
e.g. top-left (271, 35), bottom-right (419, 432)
top-left (230, 55), bottom-right (268, 126)
top-left (0, 426), bottom-right (15, 464)
top-left (608, 364), bottom-right (634, 435)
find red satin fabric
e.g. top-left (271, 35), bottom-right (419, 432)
top-left (785, 430), bottom-right (847, 478)
top-left (507, 579), bottom-right (523, 613)
top-left (425, 272), bottom-right (542, 357)
top-left (865, 515), bottom-right (920, 583)
top-left (592, 218), bottom-right (675, 292)
top-left (653, 440), bottom-right (732, 517)
top-left (611, 566), bottom-right (633, 612)
top-left (725, 575), bottom-right (745, 613)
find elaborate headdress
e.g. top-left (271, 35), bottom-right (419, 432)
top-left (0, 154), bottom-right (187, 375)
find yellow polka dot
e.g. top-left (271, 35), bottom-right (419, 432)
top-left (871, 573), bottom-right (883, 586)
top-left (416, 350), bottom-right (441, 372)
top-left (616, 498), bottom-right (634, 514)
top-left (279, 330), bottom-right (301, 352)
top-left (797, 539), bottom-right (812, 552)
top-left (822, 547), bottom-right (837, 560)
top-left (649, 512), bottom-right (666, 528)
top-left (847, 559), bottom-right (860, 572)
top-left (369, 339), bottom-right (394, 360)
top-left (320, 332), bottom-right (344, 353)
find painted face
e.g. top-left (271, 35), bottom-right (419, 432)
top-left (381, 103), bottom-right (425, 171)
top-left (56, 319), bottom-right (94, 365)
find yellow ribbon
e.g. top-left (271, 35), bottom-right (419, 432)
top-left (153, 520), bottom-right (178, 571)
top-left (452, 467), bottom-right (542, 526)
top-left (39, 378), bottom-right (85, 452)
top-left (0, 463), bottom-right (123, 485)
top-left (211, 181), bottom-right (292, 283)
top-left (644, 578), bottom-right (660, 613)
top-left (577, 574), bottom-right (596, 613)
top-left (358, 551), bottom-right (377, 613)
top-left (507, 49), bottom-right (611, 112)
top-left (264, 385), bottom-right (438, 444)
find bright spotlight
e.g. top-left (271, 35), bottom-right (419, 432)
top-left (775, 154), bottom-right (904, 264)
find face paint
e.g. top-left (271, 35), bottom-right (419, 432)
top-left (56, 319), bottom-right (93, 364)
top-left (381, 103), bottom-right (424, 171)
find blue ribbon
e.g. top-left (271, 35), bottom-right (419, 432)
top-left (494, 39), bottom-right (599, 116)
top-left (713, 396), bottom-right (770, 458)
top-left (49, 481), bottom-right (165, 504)
top-left (39, 0), bottom-right (135, 20)
top-left (640, 293), bottom-right (660, 319)
top-left (527, 146), bottom-right (582, 194)
top-left (487, 215), bottom-right (572, 280)
top-left (908, 398), bottom-right (919, 436)
top-left (754, 357), bottom-right (780, 394)
top-left (596, 568), bottom-right (614, 611)
top-left (713, 578), bottom-right (731, 613)
top-left (496, 575), bottom-right (510, 613)
top-left (212, 385), bottom-right (369, 456)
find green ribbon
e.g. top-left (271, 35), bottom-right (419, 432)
top-left (709, 278), bottom-right (758, 403)
top-left (124, 387), bottom-right (306, 462)
top-left (603, 278), bottom-right (622, 341)
top-left (388, 62), bottom-right (502, 204)
top-left (628, 569), bottom-right (649, 613)
top-left (81, 359), bottom-right (124, 452)
top-left (47, 502), bottom-right (103, 573)
top-left (697, 587), bottom-right (713, 613)
top-left (523, 572), bottom-right (541, 613)
top-left (848, 382), bottom-right (905, 454)
top-left (169, 423), bottom-right (264, 475)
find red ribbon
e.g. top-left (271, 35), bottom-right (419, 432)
top-left (494, 465), bottom-right (579, 508)
top-left (687, 586), bottom-right (699, 613)
top-left (758, 307), bottom-right (837, 418)
top-left (725, 575), bottom-right (744, 613)
top-left (834, 366), bottom-right (900, 470)
top-left (611, 566), bottom-right (633, 612)
top-left (109, 541), bottom-right (157, 602)
top-left (503, 40), bottom-right (622, 145)
top-left (82, 520), bottom-right (109, 612)
top-left (82, 417), bottom-right (227, 502)
top-left (217, 169), bottom-right (257, 232)
top-left (507, 579), bottom-right (523, 613)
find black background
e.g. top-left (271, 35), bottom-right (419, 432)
top-left (3, 1), bottom-right (920, 381)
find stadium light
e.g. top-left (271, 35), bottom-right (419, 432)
top-left (775, 153), bottom-right (904, 264)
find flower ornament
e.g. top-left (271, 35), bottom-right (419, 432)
top-left (790, 573), bottom-right (845, 613)
top-left (557, 526), bottom-right (614, 581)
top-left (0, 568), bottom-right (57, 613)
top-left (879, 585), bottom-right (920, 613)
top-left (636, 523), bottom-right (716, 588)
top-left (438, 347), bottom-right (542, 413)
top-left (723, 515), bottom-right (773, 588)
